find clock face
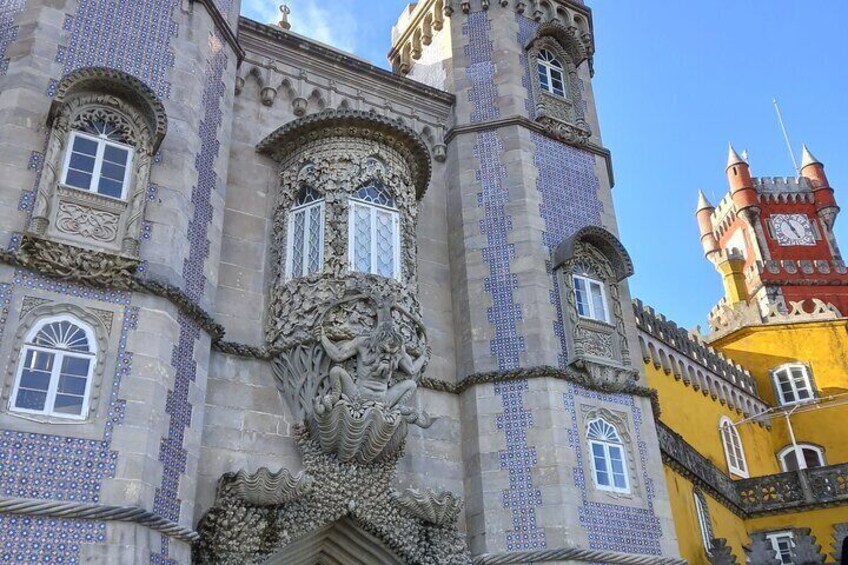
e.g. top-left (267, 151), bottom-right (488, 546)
top-left (772, 214), bottom-right (816, 246)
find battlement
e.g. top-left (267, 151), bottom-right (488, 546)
top-left (752, 175), bottom-right (811, 194)
top-left (633, 300), bottom-right (759, 396)
top-left (746, 259), bottom-right (848, 281)
top-left (706, 297), bottom-right (842, 341)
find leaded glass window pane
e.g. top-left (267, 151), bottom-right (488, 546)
top-left (286, 191), bottom-right (324, 280)
top-left (349, 188), bottom-right (401, 280)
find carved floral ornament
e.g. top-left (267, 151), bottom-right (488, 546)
top-left (554, 226), bottom-right (638, 391)
top-left (27, 67), bottom-right (166, 266)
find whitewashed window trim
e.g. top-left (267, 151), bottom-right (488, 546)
top-left (587, 418), bottom-right (630, 494)
top-left (777, 444), bottom-right (825, 472)
top-left (693, 491), bottom-right (713, 555)
top-left (719, 416), bottom-right (749, 478)
top-left (765, 531), bottom-right (794, 565)
top-left (61, 130), bottom-right (134, 200)
top-left (573, 274), bottom-right (610, 323)
top-left (285, 198), bottom-right (325, 281)
top-left (772, 363), bottom-right (815, 406)
top-left (347, 197), bottom-right (402, 281)
top-left (9, 315), bottom-right (97, 421)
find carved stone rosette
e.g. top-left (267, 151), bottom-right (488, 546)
top-left (194, 112), bottom-right (469, 562)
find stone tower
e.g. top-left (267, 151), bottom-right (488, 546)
top-left (696, 144), bottom-right (847, 333)
top-left (389, 0), bottom-right (680, 559)
top-left (0, 0), bottom-right (241, 562)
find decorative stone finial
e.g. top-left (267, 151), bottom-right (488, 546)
top-left (278, 4), bottom-right (292, 30)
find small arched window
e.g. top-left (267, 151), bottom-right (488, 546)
top-left (778, 444), bottom-right (825, 472)
top-left (693, 490), bottom-right (714, 555)
top-left (349, 183), bottom-right (401, 280)
top-left (286, 186), bottom-right (325, 280)
top-left (772, 364), bottom-right (815, 406)
top-left (536, 49), bottom-right (567, 98)
top-left (719, 416), bottom-right (748, 478)
top-left (587, 418), bottom-right (629, 493)
top-left (10, 316), bottom-right (97, 419)
top-left (61, 119), bottom-right (134, 200)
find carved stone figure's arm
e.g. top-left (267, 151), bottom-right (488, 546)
top-left (318, 328), bottom-right (359, 363)
top-left (399, 345), bottom-right (430, 377)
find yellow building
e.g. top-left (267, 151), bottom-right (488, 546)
top-left (638, 147), bottom-right (848, 564)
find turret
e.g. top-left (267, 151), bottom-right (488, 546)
top-left (696, 190), bottom-right (719, 259)
top-left (726, 144), bottom-right (759, 221)
top-left (800, 144), bottom-right (839, 230)
top-left (716, 250), bottom-right (748, 306)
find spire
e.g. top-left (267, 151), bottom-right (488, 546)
top-left (278, 4), bottom-right (292, 30)
top-left (800, 144), bottom-right (822, 169)
top-left (726, 143), bottom-right (746, 170)
top-left (696, 190), bottom-right (713, 212)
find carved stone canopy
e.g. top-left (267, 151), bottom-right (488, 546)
top-left (257, 110), bottom-right (433, 199)
top-left (527, 21), bottom-right (593, 70)
top-left (49, 66), bottom-right (168, 152)
top-left (554, 225), bottom-right (634, 282)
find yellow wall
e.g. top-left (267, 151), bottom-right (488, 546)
top-left (645, 361), bottom-right (780, 477)
top-left (747, 507), bottom-right (844, 563)
top-left (711, 319), bottom-right (848, 467)
top-left (664, 467), bottom-right (749, 565)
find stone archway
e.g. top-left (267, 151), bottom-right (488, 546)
top-left (264, 518), bottom-right (405, 565)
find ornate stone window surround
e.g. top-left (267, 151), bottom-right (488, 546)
top-left (29, 67), bottom-right (167, 258)
top-left (2, 302), bottom-right (110, 427)
top-left (554, 226), bottom-right (636, 392)
top-left (525, 25), bottom-right (592, 145)
top-left (578, 404), bottom-right (644, 506)
top-left (586, 416), bottom-right (630, 493)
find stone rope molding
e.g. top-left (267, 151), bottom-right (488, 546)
top-left (0, 496), bottom-right (198, 542)
top-left (473, 547), bottom-right (686, 565)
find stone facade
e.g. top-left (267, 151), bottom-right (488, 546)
top-left (0, 1), bottom-right (683, 563)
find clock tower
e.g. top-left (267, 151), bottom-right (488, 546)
top-left (696, 144), bottom-right (848, 324)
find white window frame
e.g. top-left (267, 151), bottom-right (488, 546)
top-left (765, 531), bottom-right (794, 565)
top-left (573, 274), bottom-right (610, 323)
top-left (693, 491), bottom-right (713, 555)
top-left (9, 315), bottom-right (97, 421)
top-left (719, 416), bottom-right (749, 478)
top-left (536, 48), bottom-right (568, 98)
top-left (348, 197), bottom-right (402, 281)
top-left (61, 130), bottom-right (134, 200)
top-left (777, 444), bottom-right (825, 472)
top-left (587, 418), bottom-right (631, 494)
top-left (772, 363), bottom-right (815, 406)
top-left (285, 197), bottom-right (325, 281)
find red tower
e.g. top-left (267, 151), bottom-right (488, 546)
top-left (696, 144), bottom-right (848, 318)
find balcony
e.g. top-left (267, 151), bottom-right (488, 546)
top-left (736, 463), bottom-right (848, 515)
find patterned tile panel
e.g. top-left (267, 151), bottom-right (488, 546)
top-left (61, 0), bottom-right (179, 98)
top-left (0, 0), bottom-right (26, 76)
top-left (516, 15), bottom-right (539, 118)
top-left (463, 12), bottom-right (500, 124)
top-left (0, 277), bottom-right (139, 563)
top-left (150, 35), bottom-right (228, 565)
top-left (531, 133), bottom-right (603, 365)
top-left (563, 384), bottom-right (663, 555)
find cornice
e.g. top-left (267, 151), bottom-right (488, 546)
top-left (445, 115), bottom-right (615, 187)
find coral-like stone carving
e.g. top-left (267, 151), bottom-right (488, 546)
top-left (792, 528), bottom-right (826, 564)
top-left (194, 429), bottom-right (470, 564)
top-left (17, 233), bottom-right (140, 285)
top-left (709, 538), bottom-right (740, 565)
top-left (745, 534), bottom-right (781, 565)
top-left (224, 468), bottom-right (313, 507)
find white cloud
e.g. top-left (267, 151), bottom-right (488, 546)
top-left (241, 0), bottom-right (359, 55)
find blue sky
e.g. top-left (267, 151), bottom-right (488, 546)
top-left (241, 1), bottom-right (848, 330)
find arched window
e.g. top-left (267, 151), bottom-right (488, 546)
top-left (572, 262), bottom-right (609, 323)
top-left (10, 316), bottom-right (97, 419)
top-left (693, 490), bottom-right (714, 555)
top-left (587, 418), bottom-right (629, 493)
top-left (286, 186), bottom-right (325, 280)
top-left (348, 183), bottom-right (401, 280)
top-left (61, 119), bottom-right (134, 200)
top-left (536, 48), bottom-right (567, 98)
top-left (719, 416), bottom-right (748, 478)
top-left (778, 444), bottom-right (825, 472)
top-left (772, 364), bottom-right (815, 405)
